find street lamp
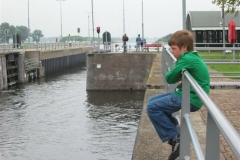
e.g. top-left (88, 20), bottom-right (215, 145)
top-left (86, 12), bottom-right (91, 43)
top-left (91, 0), bottom-right (94, 45)
top-left (56, 0), bottom-right (65, 40)
top-left (221, 2), bottom-right (226, 56)
top-left (142, 0), bottom-right (144, 42)
top-left (123, 0), bottom-right (125, 34)
top-left (28, 0), bottom-right (30, 42)
top-left (182, 0), bottom-right (186, 29)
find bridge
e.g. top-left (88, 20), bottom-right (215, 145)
top-left (0, 42), bottom-right (96, 91)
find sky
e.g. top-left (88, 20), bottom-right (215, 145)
top-left (0, 0), bottom-right (221, 39)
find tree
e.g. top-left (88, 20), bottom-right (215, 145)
top-left (212, 0), bottom-right (240, 16)
top-left (0, 22), bottom-right (16, 43)
top-left (16, 26), bottom-right (29, 41)
top-left (31, 30), bottom-right (44, 42)
top-left (156, 34), bottom-right (172, 42)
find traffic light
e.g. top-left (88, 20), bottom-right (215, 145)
top-left (77, 28), bottom-right (80, 33)
top-left (97, 27), bottom-right (100, 34)
top-left (69, 34), bottom-right (70, 36)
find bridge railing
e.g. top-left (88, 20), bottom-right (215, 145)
top-left (0, 41), bottom-right (94, 52)
top-left (0, 43), bottom-right (25, 53)
top-left (162, 44), bottom-right (240, 159)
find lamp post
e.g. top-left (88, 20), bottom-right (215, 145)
top-left (86, 12), bottom-right (91, 43)
top-left (221, 2), bottom-right (226, 56)
top-left (91, 0), bottom-right (94, 46)
top-left (142, 0), bottom-right (144, 42)
top-left (123, 0), bottom-right (125, 34)
top-left (182, 0), bottom-right (186, 29)
top-left (28, 0), bottom-right (30, 42)
top-left (56, 0), bottom-right (65, 41)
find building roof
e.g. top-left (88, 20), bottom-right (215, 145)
top-left (187, 11), bottom-right (240, 30)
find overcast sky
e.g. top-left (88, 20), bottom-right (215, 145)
top-left (0, 0), bottom-right (221, 38)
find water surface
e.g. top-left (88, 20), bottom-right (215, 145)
top-left (0, 66), bottom-right (144, 160)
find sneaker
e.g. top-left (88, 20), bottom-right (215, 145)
top-left (168, 134), bottom-right (180, 150)
top-left (168, 143), bottom-right (180, 160)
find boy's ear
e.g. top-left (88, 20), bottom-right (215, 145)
top-left (181, 45), bottom-right (187, 51)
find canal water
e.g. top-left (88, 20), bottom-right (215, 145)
top-left (0, 65), bottom-right (145, 160)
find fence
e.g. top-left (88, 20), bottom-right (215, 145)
top-left (0, 41), bottom-right (95, 53)
top-left (162, 44), bottom-right (240, 159)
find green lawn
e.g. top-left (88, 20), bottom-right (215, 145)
top-left (198, 51), bottom-right (240, 60)
top-left (198, 52), bottom-right (240, 77)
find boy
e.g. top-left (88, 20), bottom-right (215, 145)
top-left (146, 30), bottom-right (210, 159)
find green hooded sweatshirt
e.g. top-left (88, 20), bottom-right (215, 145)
top-left (166, 51), bottom-right (210, 108)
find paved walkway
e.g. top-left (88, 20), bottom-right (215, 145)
top-left (132, 54), bottom-right (239, 160)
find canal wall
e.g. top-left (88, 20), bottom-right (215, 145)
top-left (0, 47), bottom-right (91, 91)
top-left (86, 53), bottom-right (157, 90)
top-left (25, 47), bottom-right (90, 76)
top-left (0, 55), bottom-right (7, 90)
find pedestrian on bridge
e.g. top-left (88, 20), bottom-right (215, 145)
top-left (146, 30), bottom-right (210, 160)
top-left (122, 34), bottom-right (129, 53)
top-left (136, 34), bottom-right (141, 52)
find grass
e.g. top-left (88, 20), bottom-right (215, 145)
top-left (208, 64), bottom-right (240, 76)
top-left (198, 51), bottom-right (240, 60)
top-left (198, 51), bottom-right (240, 77)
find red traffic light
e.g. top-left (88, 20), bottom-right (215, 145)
top-left (96, 27), bottom-right (100, 34)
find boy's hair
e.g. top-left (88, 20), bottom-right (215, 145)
top-left (168, 30), bottom-right (194, 51)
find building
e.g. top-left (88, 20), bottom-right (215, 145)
top-left (186, 11), bottom-right (240, 47)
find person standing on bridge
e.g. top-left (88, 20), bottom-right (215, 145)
top-left (136, 34), bottom-right (141, 52)
top-left (122, 34), bottom-right (129, 53)
top-left (146, 30), bottom-right (210, 160)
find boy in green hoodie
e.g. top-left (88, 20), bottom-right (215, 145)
top-left (147, 30), bottom-right (210, 159)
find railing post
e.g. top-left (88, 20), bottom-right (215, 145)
top-left (233, 43), bottom-right (235, 60)
top-left (205, 112), bottom-right (220, 160)
top-left (180, 71), bottom-right (191, 159)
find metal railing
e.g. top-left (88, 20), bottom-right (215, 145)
top-left (195, 46), bottom-right (240, 79)
top-left (0, 43), bottom-right (25, 53)
top-left (0, 41), bottom-right (95, 53)
top-left (24, 58), bottom-right (39, 71)
top-left (162, 45), bottom-right (240, 159)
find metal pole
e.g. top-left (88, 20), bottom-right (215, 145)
top-left (60, 0), bottom-right (63, 40)
top-left (91, 0), bottom-right (95, 46)
top-left (87, 13), bottom-right (90, 42)
top-left (28, 0), bottom-right (30, 43)
top-left (123, 0), bottom-right (125, 34)
top-left (56, 0), bottom-right (65, 40)
top-left (182, 0), bottom-right (186, 30)
top-left (142, 0), bottom-right (144, 41)
top-left (98, 33), bottom-right (100, 54)
top-left (222, 2), bottom-right (226, 56)
top-left (15, 33), bottom-right (17, 48)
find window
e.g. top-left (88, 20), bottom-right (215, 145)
top-left (208, 31), bottom-right (212, 43)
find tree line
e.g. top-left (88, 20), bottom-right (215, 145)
top-left (0, 22), bottom-right (44, 43)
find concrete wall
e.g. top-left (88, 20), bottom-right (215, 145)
top-left (0, 55), bottom-right (7, 91)
top-left (86, 53), bottom-right (157, 90)
top-left (0, 56), bottom-right (4, 91)
top-left (24, 47), bottom-right (90, 76)
top-left (24, 47), bottom-right (90, 61)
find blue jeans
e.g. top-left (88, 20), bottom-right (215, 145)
top-left (146, 92), bottom-right (199, 143)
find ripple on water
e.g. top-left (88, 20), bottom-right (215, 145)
top-left (0, 67), bottom-right (144, 160)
